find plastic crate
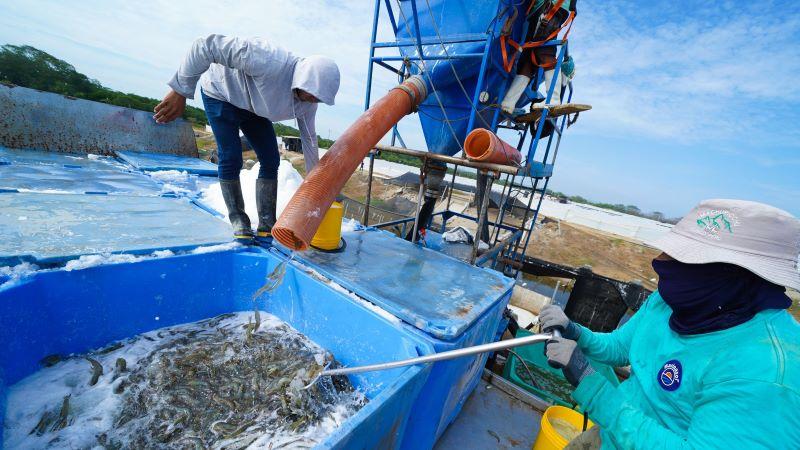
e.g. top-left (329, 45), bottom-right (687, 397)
top-left (502, 329), bottom-right (619, 408)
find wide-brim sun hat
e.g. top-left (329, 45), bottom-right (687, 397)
top-left (651, 199), bottom-right (800, 292)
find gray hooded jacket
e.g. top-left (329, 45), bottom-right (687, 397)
top-left (168, 34), bottom-right (340, 173)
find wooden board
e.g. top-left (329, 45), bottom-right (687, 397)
top-left (514, 103), bottom-right (592, 124)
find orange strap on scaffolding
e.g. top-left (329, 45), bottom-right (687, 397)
top-left (500, 10), bottom-right (575, 72)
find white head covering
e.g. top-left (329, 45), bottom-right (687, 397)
top-left (652, 199), bottom-right (800, 291)
top-left (291, 55), bottom-right (340, 106)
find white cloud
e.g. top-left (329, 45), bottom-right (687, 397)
top-left (1, 1), bottom-right (797, 216)
top-left (0, 0), bottom-right (414, 143)
top-left (570, 2), bottom-right (800, 147)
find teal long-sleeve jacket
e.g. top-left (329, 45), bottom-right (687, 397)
top-left (572, 292), bottom-right (800, 449)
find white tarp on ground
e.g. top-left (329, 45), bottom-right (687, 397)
top-left (535, 199), bottom-right (673, 244)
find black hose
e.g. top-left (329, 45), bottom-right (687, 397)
top-left (405, 196), bottom-right (437, 241)
top-left (507, 349), bottom-right (543, 391)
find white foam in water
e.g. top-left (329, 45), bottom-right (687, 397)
top-left (341, 218), bottom-right (360, 233)
top-left (0, 262), bottom-right (40, 289)
top-left (1, 245), bottom-right (239, 287)
top-left (3, 312), bottom-right (366, 449)
top-left (148, 170), bottom-right (196, 195)
top-left (189, 242), bottom-right (243, 254)
top-left (148, 170), bottom-right (190, 184)
top-left (63, 250), bottom-right (176, 272)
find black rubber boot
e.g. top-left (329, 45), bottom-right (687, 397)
top-left (255, 178), bottom-right (278, 245)
top-left (475, 172), bottom-right (492, 243)
top-left (219, 179), bottom-right (253, 243)
top-left (406, 163), bottom-right (447, 242)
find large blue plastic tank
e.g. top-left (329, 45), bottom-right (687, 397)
top-left (297, 230), bottom-right (515, 449)
top-left (0, 248), bottom-right (433, 449)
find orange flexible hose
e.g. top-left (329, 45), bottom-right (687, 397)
top-left (463, 128), bottom-right (522, 166)
top-left (273, 76), bottom-right (427, 251)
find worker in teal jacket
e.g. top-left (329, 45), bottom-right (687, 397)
top-left (540, 198), bottom-right (800, 449)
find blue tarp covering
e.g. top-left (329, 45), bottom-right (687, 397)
top-left (0, 192), bottom-right (231, 264)
top-left (1, 146), bottom-right (123, 170)
top-left (0, 147), bottom-right (161, 195)
top-left (296, 229), bottom-right (514, 340)
top-left (117, 150), bottom-right (219, 176)
top-left (0, 162), bottom-right (161, 195)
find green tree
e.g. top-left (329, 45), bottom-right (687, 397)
top-left (0, 44), bottom-right (208, 125)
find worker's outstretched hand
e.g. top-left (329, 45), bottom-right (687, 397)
top-left (545, 336), bottom-right (595, 387)
top-left (539, 305), bottom-right (581, 340)
top-left (153, 89), bottom-right (187, 124)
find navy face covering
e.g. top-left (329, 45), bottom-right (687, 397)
top-left (651, 259), bottom-right (791, 335)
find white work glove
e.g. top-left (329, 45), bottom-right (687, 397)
top-left (539, 304), bottom-right (581, 340)
top-left (545, 336), bottom-right (595, 387)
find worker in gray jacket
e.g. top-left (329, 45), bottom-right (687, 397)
top-left (154, 34), bottom-right (340, 242)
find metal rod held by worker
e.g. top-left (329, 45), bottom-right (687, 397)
top-left (318, 331), bottom-right (555, 378)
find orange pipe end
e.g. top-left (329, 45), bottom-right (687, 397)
top-left (273, 76), bottom-right (427, 251)
top-left (464, 128), bottom-right (522, 166)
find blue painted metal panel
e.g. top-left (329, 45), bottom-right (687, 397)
top-left (530, 161), bottom-right (554, 178)
top-left (296, 229), bottom-right (513, 340)
top-left (0, 192), bottom-right (232, 264)
top-left (117, 150), bottom-right (219, 176)
top-left (0, 250), bottom-right (433, 449)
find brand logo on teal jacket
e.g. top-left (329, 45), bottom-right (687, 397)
top-left (658, 360), bottom-right (682, 391)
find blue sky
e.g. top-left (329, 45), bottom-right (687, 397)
top-left (0, 0), bottom-right (797, 218)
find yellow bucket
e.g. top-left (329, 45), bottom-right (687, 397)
top-left (310, 201), bottom-right (344, 251)
top-left (532, 406), bottom-right (594, 450)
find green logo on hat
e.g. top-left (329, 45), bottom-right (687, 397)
top-left (696, 214), bottom-right (733, 233)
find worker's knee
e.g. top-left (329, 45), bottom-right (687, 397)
top-left (257, 161), bottom-right (279, 180)
top-left (216, 146), bottom-right (244, 180)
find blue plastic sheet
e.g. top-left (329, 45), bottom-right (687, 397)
top-left (117, 150), bottom-right (219, 176)
top-left (0, 192), bottom-right (232, 264)
top-left (0, 147), bottom-right (162, 195)
top-left (0, 146), bottom-right (123, 170)
top-left (296, 229), bottom-right (514, 340)
top-left (0, 162), bottom-right (162, 195)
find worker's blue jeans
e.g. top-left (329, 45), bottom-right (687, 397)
top-left (201, 90), bottom-right (279, 181)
